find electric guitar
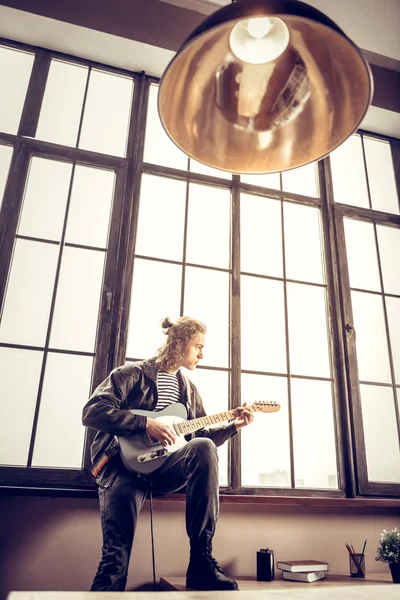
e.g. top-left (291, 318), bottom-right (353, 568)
top-left (117, 401), bottom-right (280, 475)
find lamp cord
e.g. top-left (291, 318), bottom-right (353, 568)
top-left (149, 485), bottom-right (157, 591)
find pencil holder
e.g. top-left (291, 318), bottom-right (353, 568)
top-left (349, 553), bottom-right (365, 578)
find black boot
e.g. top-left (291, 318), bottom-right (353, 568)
top-left (186, 540), bottom-right (238, 591)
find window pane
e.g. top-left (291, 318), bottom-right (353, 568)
top-left (364, 138), bottom-right (399, 215)
top-left (386, 297), bottom-right (400, 383)
top-left (79, 70), bottom-right (134, 157)
top-left (36, 59), bottom-right (88, 147)
top-left (49, 247), bottom-right (106, 352)
top-left (344, 218), bottom-right (381, 292)
top-left (377, 224), bottom-right (400, 295)
top-left (241, 374), bottom-right (290, 487)
top-left (398, 387), bottom-right (400, 420)
top-left (65, 165), bottom-right (115, 249)
top-left (32, 353), bottom-right (93, 468)
top-left (189, 158), bottom-right (231, 180)
top-left (135, 175), bottom-right (186, 261)
top-left (18, 158), bottom-right (73, 241)
top-left (284, 203), bottom-right (324, 284)
top-left (287, 283), bottom-right (331, 378)
top-left (292, 378), bottom-right (338, 489)
top-left (0, 239), bottom-right (58, 346)
top-left (281, 163), bottom-right (318, 197)
top-left (0, 347), bottom-right (43, 466)
top-left (351, 291), bottom-right (391, 383)
top-left (0, 46), bottom-right (34, 134)
top-left (360, 384), bottom-right (400, 483)
top-left (240, 172), bottom-right (280, 190)
top-left (126, 259), bottom-right (182, 359)
top-left (240, 193), bottom-right (282, 277)
top-left (184, 267), bottom-right (229, 368)
top-left (185, 368), bottom-right (229, 485)
top-left (143, 84), bottom-right (188, 170)
top-left (186, 184), bottom-right (230, 269)
top-left (241, 276), bottom-right (286, 373)
top-left (330, 135), bottom-right (369, 207)
top-left (0, 145), bottom-right (13, 210)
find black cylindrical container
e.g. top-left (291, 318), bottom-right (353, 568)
top-left (256, 549), bottom-right (275, 581)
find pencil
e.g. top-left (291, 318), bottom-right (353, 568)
top-left (361, 539), bottom-right (367, 556)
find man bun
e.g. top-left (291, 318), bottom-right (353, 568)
top-left (161, 317), bottom-right (174, 334)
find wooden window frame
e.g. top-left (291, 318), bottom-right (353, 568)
top-left (0, 39), bottom-right (399, 506)
top-left (333, 203), bottom-right (400, 497)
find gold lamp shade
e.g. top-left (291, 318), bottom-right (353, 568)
top-left (158, 0), bottom-right (373, 174)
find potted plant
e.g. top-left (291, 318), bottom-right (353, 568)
top-left (375, 527), bottom-right (400, 583)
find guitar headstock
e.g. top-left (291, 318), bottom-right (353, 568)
top-left (252, 401), bottom-right (281, 413)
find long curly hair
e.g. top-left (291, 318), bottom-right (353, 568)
top-left (156, 316), bottom-right (207, 371)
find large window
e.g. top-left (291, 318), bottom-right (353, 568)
top-left (0, 44), bottom-right (135, 490)
top-left (330, 133), bottom-right (400, 496)
top-left (0, 41), bottom-right (399, 499)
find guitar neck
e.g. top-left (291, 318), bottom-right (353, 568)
top-left (173, 406), bottom-right (255, 436)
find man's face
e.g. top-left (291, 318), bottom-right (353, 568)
top-left (181, 332), bottom-right (205, 370)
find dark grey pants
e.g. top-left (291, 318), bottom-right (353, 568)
top-left (91, 437), bottom-right (219, 591)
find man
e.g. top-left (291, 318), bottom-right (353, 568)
top-left (82, 316), bottom-right (254, 592)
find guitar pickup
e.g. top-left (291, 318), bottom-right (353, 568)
top-left (144, 433), bottom-right (159, 446)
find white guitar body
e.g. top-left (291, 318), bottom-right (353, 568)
top-left (117, 403), bottom-right (189, 475)
top-left (117, 400), bottom-right (280, 475)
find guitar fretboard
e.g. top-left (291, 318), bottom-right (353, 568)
top-left (173, 406), bottom-right (256, 435)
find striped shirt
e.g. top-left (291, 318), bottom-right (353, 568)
top-left (154, 371), bottom-right (180, 412)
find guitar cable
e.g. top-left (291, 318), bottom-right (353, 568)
top-left (148, 484), bottom-right (157, 591)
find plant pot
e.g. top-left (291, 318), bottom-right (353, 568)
top-left (389, 562), bottom-right (400, 583)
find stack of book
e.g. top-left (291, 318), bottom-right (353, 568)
top-left (277, 559), bottom-right (329, 583)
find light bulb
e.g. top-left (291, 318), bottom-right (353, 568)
top-left (246, 17), bottom-right (273, 39)
top-left (229, 16), bottom-right (290, 64)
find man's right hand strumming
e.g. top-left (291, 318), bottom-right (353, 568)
top-left (146, 417), bottom-right (176, 446)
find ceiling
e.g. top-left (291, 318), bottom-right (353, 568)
top-left (0, 0), bottom-right (399, 137)
top-left (160, 0), bottom-right (400, 64)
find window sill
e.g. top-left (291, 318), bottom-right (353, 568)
top-left (155, 493), bottom-right (400, 510)
top-left (1, 485), bottom-right (399, 511)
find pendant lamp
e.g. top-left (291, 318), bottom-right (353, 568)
top-left (158, 0), bottom-right (373, 174)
